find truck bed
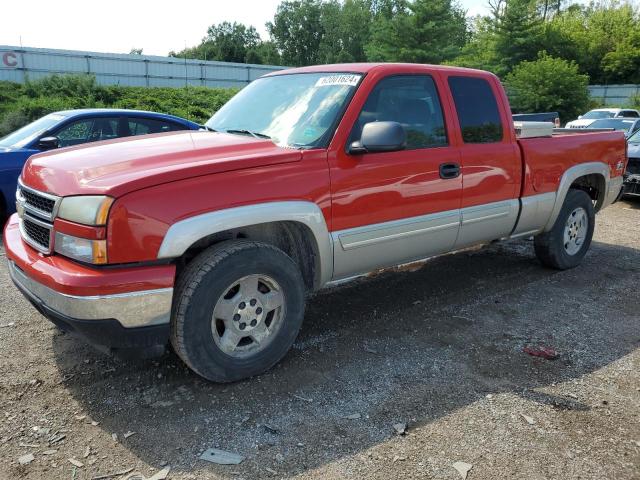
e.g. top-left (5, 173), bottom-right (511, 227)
top-left (517, 130), bottom-right (626, 197)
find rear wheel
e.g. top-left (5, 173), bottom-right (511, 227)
top-left (171, 240), bottom-right (306, 382)
top-left (534, 189), bottom-right (595, 270)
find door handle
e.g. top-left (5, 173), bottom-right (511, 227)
top-left (439, 162), bottom-right (460, 179)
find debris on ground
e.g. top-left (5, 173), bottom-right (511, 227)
top-left (18, 453), bottom-right (35, 465)
top-left (0, 322), bottom-right (15, 328)
top-left (265, 467), bottom-right (278, 475)
top-left (520, 413), bottom-right (536, 425)
top-left (452, 461), bottom-right (473, 479)
top-left (68, 458), bottom-right (84, 468)
top-left (363, 345), bottom-right (378, 354)
top-left (90, 467), bottom-right (134, 480)
top-left (292, 394), bottom-right (313, 402)
top-left (262, 424), bottom-right (279, 434)
top-left (393, 422), bottom-right (407, 435)
top-left (49, 433), bottom-right (66, 444)
top-left (342, 413), bottom-right (361, 420)
top-left (123, 431), bottom-right (136, 439)
top-left (200, 448), bottom-right (245, 465)
top-left (523, 345), bottom-right (559, 360)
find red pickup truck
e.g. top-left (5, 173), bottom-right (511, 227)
top-left (5, 63), bottom-right (627, 382)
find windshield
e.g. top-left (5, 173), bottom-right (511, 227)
top-left (582, 110), bottom-right (615, 120)
top-left (589, 119), bottom-right (635, 131)
top-left (0, 113), bottom-right (65, 149)
top-left (205, 73), bottom-right (362, 148)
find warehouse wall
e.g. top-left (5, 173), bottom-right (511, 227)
top-left (588, 84), bottom-right (640, 106)
top-left (0, 45), bottom-right (285, 88)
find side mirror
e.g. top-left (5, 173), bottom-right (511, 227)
top-left (578, 115), bottom-right (583, 119)
top-left (349, 121), bottom-right (406, 155)
top-left (38, 136), bottom-right (59, 150)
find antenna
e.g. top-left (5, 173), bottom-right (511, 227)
top-left (184, 40), bottom-right (188, 88)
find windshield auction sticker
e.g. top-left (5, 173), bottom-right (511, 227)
top-left (315, 74), bottom-right (361, 87)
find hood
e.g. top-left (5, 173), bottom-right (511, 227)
top-left (21, 131), bottom-right (302, 197)
top-left (566, 119), bottom-right (597, 128)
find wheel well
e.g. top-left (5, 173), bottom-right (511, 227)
top-left (176, 221), bottom-right (320, 292)
top-left (569, 174), bottom-right (606, 212)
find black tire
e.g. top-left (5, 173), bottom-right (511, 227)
top-left (171, 240), bottom-right (306, 382)
top-left (534, 189), bottom-right (595, 270)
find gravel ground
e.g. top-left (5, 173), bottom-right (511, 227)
top-left (0, 200), bottom-right (638, 480)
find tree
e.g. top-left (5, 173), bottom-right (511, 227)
top-left (268, 0), bottom-right (373, 66)
top-left (365, 0), bottom-right (468, 63)
top-left (543, 1), bottom-right (640, 84)
top-left (267, 0), bottom-right (325, 66)
top-left (493, 0), bottom-right (544, 75)
top-left (505, 52), bottom-right (590, 122)
top-left (170, 21), bottom-right (278, 65)
top-left (129, 48), bottom-right (143, 55)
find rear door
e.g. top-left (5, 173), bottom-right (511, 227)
top-left (328, 70), bottom-right (463, 280)
top-left (442, 74), bottom-right (522, 249)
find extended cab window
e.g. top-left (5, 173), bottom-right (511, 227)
top-left (448, 76), bottom-right (504, 143)
top-left (350, 75), bottom-right (447, 149)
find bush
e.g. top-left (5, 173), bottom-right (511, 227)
top-left (504, 52), bottom-right (591, 123)
top-left (0, 74), bottom-right (239, 137)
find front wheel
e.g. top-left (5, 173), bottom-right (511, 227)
top-left (534, 189), bottom-right (595, 270)
top-left (171, 240), bottom-right (306, 382)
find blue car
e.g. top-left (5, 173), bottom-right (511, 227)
top-left (0, 109), bottom-right (201, 219)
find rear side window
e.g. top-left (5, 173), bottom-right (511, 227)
top-left (448, 76), bottom-right (504, 143)
top-left (622, 110), bottom-right (639, 118)
top-left (128, 118), bottom-right (183, 136)
top-left (349, 75), bottom-right (448, 150)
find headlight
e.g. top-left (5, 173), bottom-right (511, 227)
top-left (57, 196), bottom-right (113, 226)
top-left (54, 232), bottom-right (108, 264)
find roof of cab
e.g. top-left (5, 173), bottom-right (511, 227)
top-left (264, 62), bottom-right (493, 77)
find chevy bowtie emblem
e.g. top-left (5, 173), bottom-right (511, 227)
top-left (616, 160), bottom-right (625, 171)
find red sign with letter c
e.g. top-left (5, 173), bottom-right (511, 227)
top-left (3, 52), bottom-right (18, 67)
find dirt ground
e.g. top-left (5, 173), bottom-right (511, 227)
top-left (0, 200), bottom-right (638, 480)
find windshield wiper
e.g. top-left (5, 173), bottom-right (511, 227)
top-left (201, 125), bottom-right (217, 132)
top-left (224, 129), bottom-right (271, 139)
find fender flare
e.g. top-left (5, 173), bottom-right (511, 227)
top-left (543, 161), bottom-right (609, 232)
top-left (157, 201), bottom-right (334, 286)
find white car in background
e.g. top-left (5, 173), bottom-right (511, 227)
top-left (566, 108), bottom-right (640, 128)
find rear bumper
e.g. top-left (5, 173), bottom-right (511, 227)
top-left (4, 214), bottom-right (174, 351)
top-left (604, 175), bottom-right (625, 207)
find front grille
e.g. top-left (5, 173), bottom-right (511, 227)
top-left (22, 216), bottom-right (52, 252)
top-left (20, 188), bottom-right (56, 216)
top-left (627, 158), bottom-right (640, 175)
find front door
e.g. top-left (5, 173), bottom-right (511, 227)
top-left (328, 72), bottom-right (463, 280)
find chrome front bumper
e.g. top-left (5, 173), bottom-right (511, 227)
top-left (8, 261), bottom-right (173, 328)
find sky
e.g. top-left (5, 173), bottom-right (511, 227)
top-left (0, 0), bottom-right (489, 57)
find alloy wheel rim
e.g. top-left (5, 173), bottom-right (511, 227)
top-left (211, 274), bottom-right (285, 358)
top-left (563, 207), bottom-right (588, 255)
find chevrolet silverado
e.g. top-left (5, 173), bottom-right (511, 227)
top-left (5, 63), bottom-right (627, 382)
